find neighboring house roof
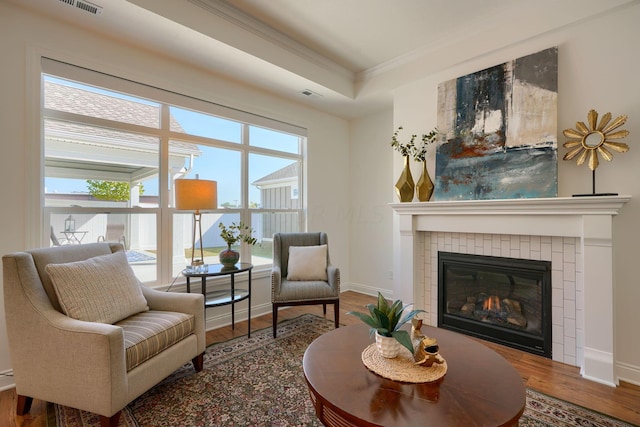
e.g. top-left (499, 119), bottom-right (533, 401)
top-left (45, 80), bottom-right (184, 131)
top-left (44, 80), bottom-right (200, 183)
top-left (252, 162), bottom-right (298, 187)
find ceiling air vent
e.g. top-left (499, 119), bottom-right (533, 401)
top-left (58, 0), bottom-right (103, 15)
top-left (299, 89), bottom-right (322, 98)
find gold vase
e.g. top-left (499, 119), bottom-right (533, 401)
top-left (416, 160), bottom-right (434, 202)
top-left (395, 156), bottom-right (415, 202)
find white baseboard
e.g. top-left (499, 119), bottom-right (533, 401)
top-left (617, 361), bottom-right (640, 387)
top-left (0, 370), bottom-right (15, 392)
top-left (342, 282), bottom-right (391, 299)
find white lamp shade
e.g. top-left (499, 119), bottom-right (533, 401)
top-left (175, 179), bottom-right (218, 211)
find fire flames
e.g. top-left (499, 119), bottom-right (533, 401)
top-left (483, 295), bottom-right (501, 312)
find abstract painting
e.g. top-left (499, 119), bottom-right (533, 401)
top-left (435, 47), bottom-right (558, 200)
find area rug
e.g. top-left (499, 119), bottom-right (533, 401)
top-left (49, 314), bottom-right (636, 426)
top-left (125, 250), bottom-right (155, 263)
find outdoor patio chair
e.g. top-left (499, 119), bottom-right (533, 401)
top-left (50, 225), bottom-right (69, 246)
top-left (271, 232), bottom-right (340, 338)
top-left (98, 223), bottom-right (127, 250)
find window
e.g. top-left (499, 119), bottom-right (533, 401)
top-left (42, 59), bottom-right (305, 285)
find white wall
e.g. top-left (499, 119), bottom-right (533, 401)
top-left (392, 4), bottom-right (640, 385)
top-left (348, 109), bottom-right (394, 298)
top-left (0, 2), bottom-right (350, 389)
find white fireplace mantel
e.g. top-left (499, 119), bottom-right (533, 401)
top-left (391, 196), bottom-right (630, 386)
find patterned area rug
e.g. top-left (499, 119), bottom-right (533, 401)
top-left (49, 314), bottom-right (635, 426)
top-left (125, 250), bottom-right (155, 264)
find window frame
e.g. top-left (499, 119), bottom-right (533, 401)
top-left (40, 58), bottom-right (306, 286)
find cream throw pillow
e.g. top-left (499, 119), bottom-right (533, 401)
top-left (286, 245), bottom-right (328, 281)
top-left (46, 251), bottom-right (149, 324)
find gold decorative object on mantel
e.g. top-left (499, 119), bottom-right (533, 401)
top-left (562, 109), bottom-right (630, 196)
top-left (395, 155), bottom-right (415, 203)
top-left (413, 128), bottom-right (438, 202)
top-left (391, 126), bottom-right (438, 202)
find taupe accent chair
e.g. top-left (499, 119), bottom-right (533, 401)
top-left (3, 243), bottom-right (205, 427)
top-left (271, 232), bottom-right (340, 338)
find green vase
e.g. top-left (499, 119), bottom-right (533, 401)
top-left (395, 156), bottom-right (415, 202)
top-left (416, 160), bottom-right (434, 202)
top-left (219, 246), bottom-right (240, 267)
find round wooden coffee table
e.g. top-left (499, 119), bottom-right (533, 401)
top-left (303, 324), bottom-right (525, 427)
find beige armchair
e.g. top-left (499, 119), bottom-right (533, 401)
top-left (271, 232), bottom-right (340, 337)
top-left (3, 242), bottom-right (205, 427)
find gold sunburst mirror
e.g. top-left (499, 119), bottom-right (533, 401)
top-left (562, 109), bottom-right (630, 196)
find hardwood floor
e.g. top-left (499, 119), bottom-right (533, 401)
top-left (2, 291), bottom-right (639, 426)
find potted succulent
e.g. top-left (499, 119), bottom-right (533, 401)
top-left (347, 292), bottom-right (425, 358)
top-left (218, 221), bottom-right (257, 267)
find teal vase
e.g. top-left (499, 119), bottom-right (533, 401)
top-left (219, 246), bottom-right (240, 267)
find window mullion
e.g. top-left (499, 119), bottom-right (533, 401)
top-left (240, 124), bottom-right (250, 261)
top-left (159, 104), bottom-right (171, 284)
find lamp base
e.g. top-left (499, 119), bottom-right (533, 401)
top-left (191, 259), bottom-right (204, 266)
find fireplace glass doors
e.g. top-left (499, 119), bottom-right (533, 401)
top-left (438, 252), bottom-right (552, 357)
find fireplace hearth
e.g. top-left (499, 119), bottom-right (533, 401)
top-left (438, 251), bottom-right (552, 357)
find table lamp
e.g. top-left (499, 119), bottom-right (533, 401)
top-left (175, 177), bottom-right (217, 266)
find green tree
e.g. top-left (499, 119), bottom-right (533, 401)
top-left (86, 180), bottom-right (143, 202)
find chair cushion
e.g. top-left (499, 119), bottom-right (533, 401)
top-left (286, 244), bottom-right (328, 281)
top-left (45, 251), bottom-right (149, 324)
top-left (117, 310), bottom-right (195, 371)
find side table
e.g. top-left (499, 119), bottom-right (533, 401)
top-left (62, 230), bottom-right (87, 244)
top-left (183, 263), bottom-right (253, 337)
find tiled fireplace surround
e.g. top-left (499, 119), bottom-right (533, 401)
top-left (391, 196), bottom-right (629, 386)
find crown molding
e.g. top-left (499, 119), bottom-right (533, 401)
top-left (188, 0), bottom-right (353, 81)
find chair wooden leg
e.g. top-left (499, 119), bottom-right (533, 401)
top-left (100, 412), bottom-right (120, 427)
top-left (272, 304), bottom-right (278, 338)
top-left (192, 352), bottom-right (204, 372)
top-left (323, 303), bottom-right (327, 315)
top-left (334, 300), bottom-right (340, 329)
top-left (16, 395), bottom-right (33, 415)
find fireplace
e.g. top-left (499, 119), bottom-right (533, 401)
top-left (391, 196), bottom-right (629, 386)
top-left (438, 251), bottom-right (552, 357)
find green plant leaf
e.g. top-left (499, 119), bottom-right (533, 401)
top-left (347, 292), bottom-right (427, 340)
top-left (388, 300), bottom-right (404, 331)
top-left (372, 308), bottom-right (390, 331)
top-left (346, 311), bottom-right (377, 329)
top-left (389, 299), bottom-right (403, 315)
top-left (376, 328), bottom-right (391, 337)
top-left (366, 303), bottom-right (377, 317)
top-left (396, 309), bottom-right (426, 330)
top-left (392, 330), bottom-right (414, 355)
top-left (377, 292), bottom-right (389, 315)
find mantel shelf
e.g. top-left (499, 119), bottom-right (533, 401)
top-left (390, 195), bottom-right (630, 216)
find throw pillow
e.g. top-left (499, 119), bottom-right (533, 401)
top-left (46, 251), bottom-right (149, 324)
top-left (287, 245), bottom-right (328, 281)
